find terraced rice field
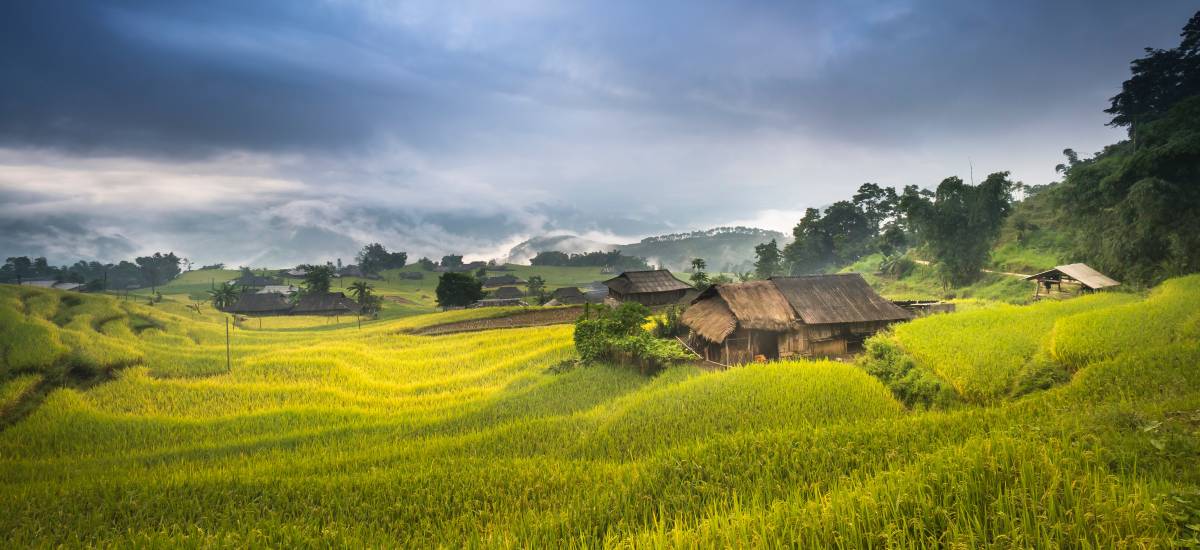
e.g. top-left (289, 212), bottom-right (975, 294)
top-left (0, 278), bottom-right (1198, 547)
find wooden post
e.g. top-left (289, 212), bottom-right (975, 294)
top-left (225, 317), bottom-right (231, 372)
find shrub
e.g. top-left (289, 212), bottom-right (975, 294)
top-left (857, 334), bottom-right (958, 409)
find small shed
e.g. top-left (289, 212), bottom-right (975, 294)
top-left (483, 274), bottom-right (526, 287)
top-left (291, 292), bottom-right (361, 316)
top-left (681, 274), bottom-right (912, 364)
top-left (399, 272), bottom-right (425, 280)
top-left (603, 270), bottom-right (692, 306)
top-left (1024, 263), bottom-right (1120, 298)
top-left (548, 287), bottom-right (587, 305)
top-left (227, 293), bottom-right (293, 315)
top-left (491, 286), bottom-right (525, 299)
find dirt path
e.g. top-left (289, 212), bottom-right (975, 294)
top-left (911, 259), bottom-right (1029, 278)
top-left (412, 306), bottom-right (584, 335)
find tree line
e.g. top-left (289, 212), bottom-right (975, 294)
top-left (750, 9), bottom-right (1200, 288)
top-left (529, 250), bottom-right (650, 270)
top-left (1, 252), bottom-right (183, 292)
top-left (751, 176), bottom-right (1016, 287)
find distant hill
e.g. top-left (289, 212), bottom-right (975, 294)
top-left (507, 226), bottom-right (786, 272)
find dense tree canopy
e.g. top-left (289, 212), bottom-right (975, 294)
top-left (753, 239), bottom-right (782, 279)
top-left (300, 264), bottom-right (334, 294)
top-left (356, 243), bottom-right (407, 275)
top-left (529, 250), bottom-right (649, 270)
top-left (435, 272), bottom-right (484, 308)
top-left (901, 173), bottom-right (1015, 286)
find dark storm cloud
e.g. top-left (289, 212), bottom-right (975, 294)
top-left (0, 1), bottom-right (1197, 265)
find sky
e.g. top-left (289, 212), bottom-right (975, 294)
top-left (1, 0), bottom-right (1196, 267)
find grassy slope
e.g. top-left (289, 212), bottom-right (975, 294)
top-left (0, 277), bottom-right (1198, 546)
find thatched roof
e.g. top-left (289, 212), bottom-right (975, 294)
top-left (771, 274), bottom-right (912, 325)
top-left (712, 280), bottom-right (796, 331)
top-left (227, 292), bottom-right (292, 314)
top-left (1023, 263), bottom-right (1119, 290)
top-left (681, 294), bottom-right (739, 342)
top-left (603, 270), bottom-right (691, 295)
top-left (291, 292), bottom-right (361, 315)
top-left (491, 286), bottom-right (525, 299)
top-left (550, 286), bottom-right (586, 304)
top-left (681, 274), bottom-right (911, 342)
top-left (681, 281), bottom-right (796, 342)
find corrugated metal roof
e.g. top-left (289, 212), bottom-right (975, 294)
top-left (770, 274), bottom-right (912, 325)
top-left (603, 270), bottom-right (691, 294)
top-left (1023, 263), bottom-right (1120, 289)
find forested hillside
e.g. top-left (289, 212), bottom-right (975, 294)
top-left (756, 12), bottom-right (1200, 291)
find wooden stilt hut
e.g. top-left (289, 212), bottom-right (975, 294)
top-left (680, 274), bottom-right (912, 364)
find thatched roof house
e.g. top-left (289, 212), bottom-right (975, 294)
top-left (491, 286), bottom-right (525, 300)
top-left (227, 293), bottom-right (292, 315)
top-left (291, 292), bottom-right (361, 316)
top-left (1024, 263), bottom-right (1119, 297)
top-left (603, 270), bottom-right (692, 306)
top-left (483, 274), bottom-right (526, 287)
top-left (681, 274), bottom-right (911, 364)
top-left (549, 286), bottom-right (587, 305)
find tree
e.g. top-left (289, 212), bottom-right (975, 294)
top-left (782, 201), bottom-right (874, 275)
top-left (300, 264), bottom-right (334, 294)
top-left (357, 243), bottom-right (408, 275)
top-left (476, 267), bottom-right (488, 279)
top-left (753, 239), bottom-right (782, 279)
top-left (208, 282), bottom-right (240, 310)
top-left (417, 257), bottom-right (437, 271)
top-left (904, 173), bottom-right (1014, 286)
top-left (348, 280), bottom-right (374, 306)
top-left (441, 255), bottom-right (464, 268)
top-left (135, 252), bottom-right (182, 293)
top-left (1106, 11), bottom-right (1200, 132)
top-left (526, 275), bottom-right (546, 304)
top-left (689, 258), bottom-right (709, 288)
top-left (435, 272), bottom-right (484, 308)
top-left (3, 256), bottom-right (33, 284)
top-left (852, 183), bottom-right (899, 231)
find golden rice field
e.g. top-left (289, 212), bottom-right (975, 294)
top-left (1, 277), bottom-right (1199, 547)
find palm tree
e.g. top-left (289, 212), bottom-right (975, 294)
top-left (348, 280), bottom-right (374, 305)
top-left (208, 282), bottom-right (240, 310)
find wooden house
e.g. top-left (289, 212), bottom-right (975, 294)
top-left (1024, 263), bottom-right (1119, 298)
top-left (602, 270), bottom-right (692, 306)
top-left (548, 286), bottom-right (587, 305)
top-left (226, 293), bottom-right (293, 316)
top-left (680, 274), bottom-right (912, 364)
top-left (490, 286), bottom-right (525, 300)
